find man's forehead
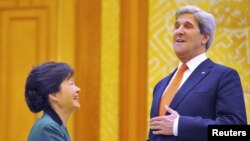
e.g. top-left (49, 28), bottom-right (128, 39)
top-left (175, 14), bottom-right (197, 24)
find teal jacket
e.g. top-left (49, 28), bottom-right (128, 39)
top-left (27, 107), bottom-right (71, 141)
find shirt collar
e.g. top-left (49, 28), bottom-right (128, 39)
top-left (178, 53), bottom-right (208, 72)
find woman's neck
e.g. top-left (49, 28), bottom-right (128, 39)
top-left (51, 105), bottom-right (73, 126)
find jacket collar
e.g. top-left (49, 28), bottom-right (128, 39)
top-left (44, 105), bottom-right (63, 126)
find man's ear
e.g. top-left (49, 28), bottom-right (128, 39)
top-left (202, 34), bottom-right (209, 45)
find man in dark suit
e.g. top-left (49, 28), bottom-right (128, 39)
top-left (148, 5), bottom-right (247, 141)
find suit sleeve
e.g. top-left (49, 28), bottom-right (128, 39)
top-left (178, 68), bottom-right (247, 141)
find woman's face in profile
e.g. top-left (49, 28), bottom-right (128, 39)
top-left (56, 77), bottom-right (81, 112)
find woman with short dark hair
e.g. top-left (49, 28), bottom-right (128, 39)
top-left (25, 61), bottom-right (80, 141)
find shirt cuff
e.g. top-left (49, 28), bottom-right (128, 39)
top-left (173, 115), bottom-right (179, 136)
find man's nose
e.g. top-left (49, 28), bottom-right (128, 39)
top-left (176, 26), bottom-right (184, 34)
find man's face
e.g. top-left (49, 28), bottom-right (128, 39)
top-left (173, 13), bottom-right (207, 62)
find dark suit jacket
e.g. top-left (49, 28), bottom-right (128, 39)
top-left (148, 59), bottom-right (247, 141)
top-left (27, 107), bottom-right (71, 141)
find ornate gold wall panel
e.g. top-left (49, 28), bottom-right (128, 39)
top-left (148, 0), bottom-right (250, 125)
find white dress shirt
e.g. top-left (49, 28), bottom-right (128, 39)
top-left (169, 53), bottom-right (208, 136)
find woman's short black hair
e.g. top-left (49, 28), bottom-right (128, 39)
top-left (25, 61), bottom-right (74, 113)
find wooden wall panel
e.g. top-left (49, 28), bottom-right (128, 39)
top-left (0, 0), bottom-right (77, 141)
top-left (119, 0), bottom-right (148, 140)
top-left (74, 0), bottom-right (148, 140)
top-left (0, 0), bottom-right (149, 141)
top-left (0, 0), bottom-right (16, 7)
top-left (0, 8), bottom-right (50, 141)
top-left (74, 0), bottom-right (101, 141)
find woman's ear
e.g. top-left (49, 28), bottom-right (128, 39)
top-left (48, 93), bottom-right (58, 102)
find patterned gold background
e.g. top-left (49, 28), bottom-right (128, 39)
top-left (100, 0), bottom-right (249, 140)
top-left (148, 0), bottom-right (250, 123)
top-left (101, 0), bottom-right (120, 140)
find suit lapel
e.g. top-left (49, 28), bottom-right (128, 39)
top-left (170, 59), bottom-right (214, 109)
